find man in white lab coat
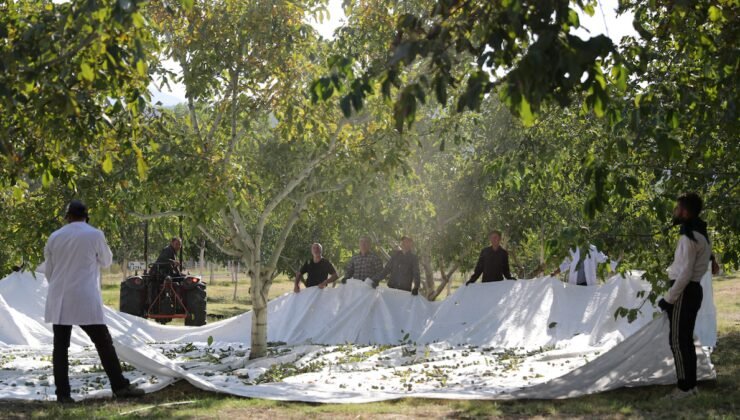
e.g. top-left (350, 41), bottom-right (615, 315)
top-left (552, 244), bottom-right (614, 286)
top-left (44, 200), bottom-right (144, 404)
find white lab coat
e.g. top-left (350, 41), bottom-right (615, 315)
top-left (560, 245), bottom-right (610, 286)
top-left (43, 222), bottom-right (113, 325)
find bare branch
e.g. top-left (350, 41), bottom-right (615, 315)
top-left (225, 67), bottom-right (241, 165)
top-left (188, 98), bottom-right (204, 144)
top-left (205, 105), bottom-right (225, 147)
top-left (197, 225), bottom-right (242, 257)
top-left (439, 208), bottom-right (467, 227)
top-left (129, 211), bottom-right (185, 220)
top-left (264, 197), bottom-right (309, 293)
top-left (225, 189), bottom-right (256, 251)
top-left (429, 262), bottom-right (458, 300)
top-left (254, 119), bottom-right (348, 243)
top-left (369, 232), bottom-right (392, 260)
top-left (217, 208), bottom-right (255, 260)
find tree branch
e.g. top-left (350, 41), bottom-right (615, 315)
top-left (225, 189), bottom-right (256, 251)
top-left (197, 225), bottom-right (242, 257)
top-left (129, 211), bottom-right (185, 220)
top-left (205, 105), bottom-right (225, 148)
top-left (225, 67), bottom-right (241, 165)
top-left (255, 119), bottom-right (348, 242)
top-left (263, 196), bottom-right (309, 293)
top-left (24, 33), bottom-right (97, 71)
top-left (188, 98), bottom-right (204, 145)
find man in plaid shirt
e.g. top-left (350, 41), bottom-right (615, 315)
top-left (341, 236), bottom-right (383, 283)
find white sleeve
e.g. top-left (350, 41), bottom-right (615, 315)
top-left (97, 231), bottom-right (113, 269)
top-left (665, 236), bottom-right (697, 304)
top-left (595, 251), bottom-right (608, 264)
top-left (559, 257), bottom-right (571, 273)
top-left (43, 239), bottom-right (54, 280)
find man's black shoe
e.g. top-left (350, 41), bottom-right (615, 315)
top-left (114, 384), bottom-right (145, 398)
top-left (57, 396), bottom-right (75, 404)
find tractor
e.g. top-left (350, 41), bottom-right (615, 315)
top-left (119, 219), bottom-right (207, 326)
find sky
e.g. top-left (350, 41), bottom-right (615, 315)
top-left (150, 0), bottom-right (637, 106)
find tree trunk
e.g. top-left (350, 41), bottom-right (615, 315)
top-left (209, 261), bottom-right (214, 283)
top-left (233, 261), bottom-right (239, 301)
top-left (121, 258), bottom-right (128, 280)
top-left (199, 239), bottom-right (206, 278)
top-left (419, 253), bottom-right (435, 299)
top-left (429, 261), bottom-right (458, 301)
top-left (249, 268), bottom-right (269, 359)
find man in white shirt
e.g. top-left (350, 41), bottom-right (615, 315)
top-left (44, 200), bottom-right (144, 404)
top-left (658, 193), bottom-right (712, 400)
top-left (551, 244), bottom-right (614, 286)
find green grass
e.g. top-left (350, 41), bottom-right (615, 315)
top-left (3, 273), bottom-right (738, 419)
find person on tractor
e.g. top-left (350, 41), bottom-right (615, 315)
top-left (152, 237), bottom-right (181, 277)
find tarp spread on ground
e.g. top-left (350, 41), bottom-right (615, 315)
top-left (0, 271), bottom-right (716, 403)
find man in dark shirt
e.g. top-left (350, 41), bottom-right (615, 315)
top-left (466, 230), bottom-right (514, 284)
top-left (342, 236), bottom-right (383, 283)
top-left (371, 236), bottom-right (421, 295)
top-left (152, 237), bottom-right (181, 276)
top-left (294, 243), bottom-right (338, 293)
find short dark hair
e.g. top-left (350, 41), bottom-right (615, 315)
top-left (489, 230), bottom-right (502, 238)
top-left (677, 193), bottom-right (703, 217)
top-left (171, 237), bottom-right (181, 243)
top-left (401, 236), bottom-right (413, 242)
top-left (65, 200), bottom-right (88, 219)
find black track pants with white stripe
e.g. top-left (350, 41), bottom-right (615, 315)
top-left (668, 281), bottom-right (703, 391)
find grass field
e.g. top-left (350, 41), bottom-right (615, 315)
top-left (2, 272), bottom-right (738, 419)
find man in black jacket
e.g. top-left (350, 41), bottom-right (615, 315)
top-left (371, 236), bottom-right (421, 295)
top-left (466, 230), bottom-right (514, 285)
top-left (153, 237), bottom-right (181, 276)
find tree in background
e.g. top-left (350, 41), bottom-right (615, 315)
top-left (1, 0), bottom-right (159, 195)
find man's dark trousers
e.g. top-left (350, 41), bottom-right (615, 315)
top-left (53, 324), bottom-right (130, 398)
top-left (667, 281), bottom-right (703, 391)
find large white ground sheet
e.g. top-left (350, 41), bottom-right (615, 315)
top-left (0, 271), bottom-right (716, 403)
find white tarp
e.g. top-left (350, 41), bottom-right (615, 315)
top-left (0, 271), bottom-right (716, 402)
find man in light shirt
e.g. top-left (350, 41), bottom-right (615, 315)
top-left (44, 200), bottom-right (144, 404)
top-left (657, 193), bottom-right (712, 400)
top-left (551, 244), bottom-right (615, 286)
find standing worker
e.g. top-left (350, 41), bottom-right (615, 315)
top-left (658, 193), bottom-right (712, 400)
top-left (44, 200), bottom-right (145, 404)
top-left (371, 236), bottom-right (421, 295)
top-left (294, 243), bottom-right (339, 292)
top-left (466, 230), bottom-right (514, 285)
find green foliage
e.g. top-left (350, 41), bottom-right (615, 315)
top-left (313, 0), bottom-right (619, 132)
top-left (253, 360), bottom-right (327, 385)
top-left (1, 0), bottom-right (159, 191)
